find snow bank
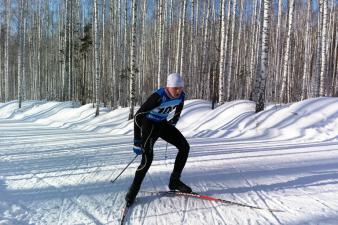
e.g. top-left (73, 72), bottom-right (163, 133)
top-left (1, 97), bottom-right (337, 141)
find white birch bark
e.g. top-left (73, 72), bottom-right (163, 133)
top-left (333, 12), bottom-right (338, 95)
top-left (201, 0), bottom-right (211, 99)
top-left (18, 0), bottom-right (24, 108)
top-left (254, 0), bottom-right (270, 112)
top-left (175, 1), bottom-right (184, 73)
top-left (94, 0), bottom-right (100, 116)
top-left (226, 0), bottom-right (237, 100)
top-left (157, 0), bottom-right (164, 88)
top-left (280, 0), bottom-right (295, 102)
top-left (4, 0), bottom-right (11, 101)
top-left (247, 0), bottom-right (259, 99)
top-left (110, 0), bottom-right (118, 108)
top-left (140, 0), bottom-right (147, 102)
top-left (102, 0), bottom-right (107, 105)
top-left (274, 0), bottom-right (283, 100)
top-left (319, 0), bottom-right (328, 96)
top-left (179, 0), bottom-right (187, 76)
top-left (129, 0), bottom-right (137, 119)
top-left (301, 0), bottom-right (312, 100)
top-left (37, 0), bottom-right (42, 99)
top-left (0, 23), bottom-right (2, 101)
top-left (188, 0), bottom-right (195, 94)
top-left (315, 0), bottom-right (323, 96)
top-left (218, 0), bottom-right (227, 104)
top-left (234, 0), bottom-right (244, 99)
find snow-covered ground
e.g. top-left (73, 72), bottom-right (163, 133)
top-left (1, 97), bottom-right (338, 225)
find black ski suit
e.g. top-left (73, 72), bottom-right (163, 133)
top-left (128, 87), bottom-right (190, 195)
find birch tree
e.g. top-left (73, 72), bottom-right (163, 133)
top-left (253, 0), bottom-right (270, 112)
top-left (109, 0), bottom-right (117, 108)
top-left (226, 0), bottom-right (237, 101)
top-left (179, 0), bottom-right (187, 76)
top-left (234, 0), bottom-right (244, 99)
top-left (18, 0), bottom-right (25, 108)
top-left (319, 0), bottom-right (329, 96)
top-left (247, 0), bottom-right (260, 99)
top-left (274, 0), bottom-right (283, 100)
top-left (102, 0), bottom-right (107, 105)
top-left (301, 0), bottom-right (312, 100)
top-left (4, 0), bottom-right (11, 102)
top-left (94, 0), bottom-right (100, 116)
top-left (175, 0), bottom-right (184, 73)
top-left (157, 0), bottom-right (164, 88)
top-left (139, 0), bottom-right (147, 102)
top-left (280, 0), bottom-right (295, 102)
top-left (0, 0), bottom-right (337, 107)
top-left (218, 0), bottom-right (227, 104)
top-left (129, 0), bottom-right (137, 120)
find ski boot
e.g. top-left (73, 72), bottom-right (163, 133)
top-left (169, 175), bottom-right (192, 193)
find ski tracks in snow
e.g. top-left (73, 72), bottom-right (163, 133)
top-left (2, 119), bottom-right (338, 224)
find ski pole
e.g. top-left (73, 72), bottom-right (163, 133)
top-left (164, 142), bottom-right (168, 166)
top-left (111, 154), bottom-right (138, 184)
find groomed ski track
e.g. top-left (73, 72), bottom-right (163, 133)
top-left (1, 120), bottom-right (338, 225)
top-left (0, 121), bottom-right (338, 225)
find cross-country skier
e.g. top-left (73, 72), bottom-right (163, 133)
top-left (125, 73), bottom-right (191, 205)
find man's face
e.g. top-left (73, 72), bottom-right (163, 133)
top-left (167, 87), bottom-right (183, 98)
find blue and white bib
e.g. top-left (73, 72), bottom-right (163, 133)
top-left (146, 88), bottom-right (185, 122)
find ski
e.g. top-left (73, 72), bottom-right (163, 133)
top-left (120, 202), bottom-right (131, 225)
top-left (141, 190), bottom-right (283, 212)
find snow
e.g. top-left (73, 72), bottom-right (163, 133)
top-left (1, 97), bottom-right (338, 225)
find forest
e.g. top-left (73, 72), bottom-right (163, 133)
top-left (0, 0), bottom-right (337, 116)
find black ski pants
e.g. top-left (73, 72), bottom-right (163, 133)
top-left (129, 118), bottom-right (190, 192)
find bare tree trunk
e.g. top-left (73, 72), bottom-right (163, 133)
top-left (117, 0), bottom-right (122, 107)
top-left (274, 0), bottom-right (283, 100)
top-left (247, 0), bottom-right (260, 99)
top-left (280, 0), bottom-right (295, 103)
top-left (69, 0), bottom-right (74, 100)
top-left (254, 0), bottom-right (270, 112)
top-left (129, 0), bottom-right (137, 120)
top-left (110, 0), bottom-right (117, 109)
top-left (179, 0), bottom-right (187, 76)
top-left (333, 14), bottom-right (338, 96)
top-left (63, 0), bottom-right (69, 101)
top-left (301, 0), bottom-right (312, 100)
top-left (123, 0), bottom-right (128, 107)
top-left (226, 0), bottom-right (237, 101)
top-left (175, 1), bottom-right (184, 72)
top-left (201, 0), bottom-right (211, 99)
top-left (315, 0), bottom-right (324, 97)
top-left (319, 0), bottom-right (328, 96)
top-left (102, 0), bottom-right (107, 106)
top-left (4, 0), bottom-right (11, 102)
top-left (140, 0), bottom-right (147, 102)
top-left (218, 0), bottom-right (227, 104)
top-left (94, 0), bottom-right (100, 116)
top-left (234, 0), bottom-right (244, 100)
top-left (0, 25), bottom-right (2, 101)
top-left (157, 0), bottom-right (164, 88)
top-left (18, 0), bottom-right (24, 108)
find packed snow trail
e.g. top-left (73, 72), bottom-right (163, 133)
top-left (1, 99), bottom-right (338, 224)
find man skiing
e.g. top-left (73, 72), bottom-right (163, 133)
top-left (125, 73), bottom-right (191, 206)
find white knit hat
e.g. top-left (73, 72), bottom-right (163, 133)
top-left (166, 73), bottom-right (184, 87)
